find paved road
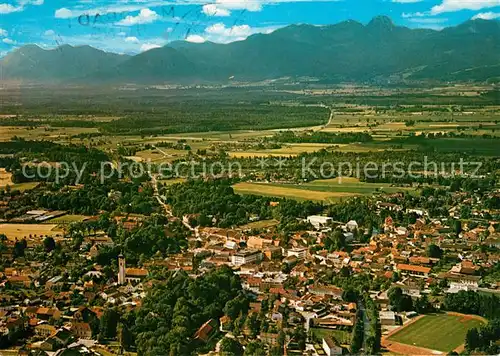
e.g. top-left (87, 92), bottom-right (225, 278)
top-left (149, 168), bottom-right (199, 237)
top-left (148, 169), bottom-right (173, 217)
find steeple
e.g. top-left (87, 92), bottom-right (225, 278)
top-left (118, 254), bottom-right (126, 285)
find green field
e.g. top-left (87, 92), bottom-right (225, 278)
top-left (238, 219), bottom-right (280, 230)
top-left (49, 215), bottom-right (90, 224)
top-left (388, 314), bottom-right (486, 352)
top-left (233, 182), bottom-right (358, 202)
top-left (287, 178), bottom-right (414, 195)
top-left (233, 178), bottom-right (413, 202)
top-left (311, 328), bottom-right (351, 345)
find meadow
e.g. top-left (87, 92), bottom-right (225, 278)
top-left (387, 314), bottom-right (486, 352)
top-left (0, 223), bottom-right (60, 240)
top-left (237, 219), bottom-right (280, 230)
top-left (233, 178), bottom-right (413, 202)
top-left (233, 182), bottom-right (355, 202)
top-left (310, 328), bottom-right (351, 345)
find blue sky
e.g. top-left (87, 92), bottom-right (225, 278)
top-left (1, 0), bottom-right (500, 56)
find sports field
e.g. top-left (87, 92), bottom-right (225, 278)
top-left (387, 314), bottom-right (486, 352)
top-left (48, 215), bottom-right (89, 224)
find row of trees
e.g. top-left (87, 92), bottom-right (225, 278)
top-left (269, 130), bottom-right (373, 144)
top-left (444, 290), bottom-right (500, 320)
top-left (363, 295), bottom-right (381, 354)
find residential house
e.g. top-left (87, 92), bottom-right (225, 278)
top-left (379, 311), bottom-right (396, 325)
top-left (193, 319), bottom-right (217, 343)
top-left (71, 322), bottom-right (92, 339)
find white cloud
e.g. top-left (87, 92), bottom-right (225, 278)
top-left (55, 8), bottom-right (73, 18)
top-left (407, 17), bottom-right (448, 23)
top-left (18, 0), bottom-right (44, 5)
top-left (43, 29), bottom-right (55, 36)
top-left (202, 4), bottom-right (231, 17)
top-left (0, 4), bottom-right (23, 13)
top-left (140, 43), bottom-right (162, 51)
top-left (212, 0), bottom-right (262, 11)
top-left (402, 11), bottom-right (427, 18)
top-left (0, 28), bottom-right (7, 37)
top-left (2, 38), bottom-right (16, 45)
top-left (203, 23), bottom-right (279, 43)
top-left (186, 34), bottom-right (206, 43)
top-left (41, 33), bottom-right (166, 54)
top-left (431, 0), bottom-right (500, 15)
top-left (206, 23), bottom-right (253, 37)
top-left (117, 8), bottom-right (160, 26)
top-left (125, 36), bottom-right (139, 43)
top-left (0, 0), bottom-right (42, 14)
top-left (472, 11), bottom-right (500, 19)
top-left (48, 0), bottom-right (341, 22)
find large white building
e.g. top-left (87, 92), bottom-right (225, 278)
top-left (231, 250), bottom-right (263, 266)
top-left (447, 274), bottom-right (480, 293)
top-left (287, 247), bottom-right (308, 260)
top-left (307, 215), bottom-right (333, 229)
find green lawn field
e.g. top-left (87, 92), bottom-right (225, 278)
top-left (310, 327), bottom-right (351, 345)
top-left (387, 314), bottom-right (486, 352)
top-left (233, 178), bottom-right (414, 202)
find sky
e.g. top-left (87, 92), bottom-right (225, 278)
top-left (0, 0), bottom-right (500, 56)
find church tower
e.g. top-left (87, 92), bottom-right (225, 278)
top-left (118, 254), bottom-right (126, 285)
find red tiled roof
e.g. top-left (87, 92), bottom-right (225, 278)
top-left (397, 263), bottom-right (431, 274)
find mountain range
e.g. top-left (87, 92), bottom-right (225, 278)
top-left (2, 16), bottom-right (500, 84)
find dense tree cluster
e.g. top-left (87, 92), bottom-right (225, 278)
top-left (465, 319), bottom-right (500, 354)
top-left (91, 215), bottom-right (188, 265)
top-left (2, 179), bottom-right (159, 217)
top-left (444, 290), bottom-right (500, 320)
top-left (388, 287), bottom-right (413, 312)
top-left (100, 104), bottom-right (329, 135)
top-left (164, 179), bottom-right (323, 228)
top-left (269, 131), bottom-right (373, 144)
top-left (134, 267), bottom-right (243, 355)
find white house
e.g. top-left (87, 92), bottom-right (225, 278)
top-left (343, 232), bottom-right (354, 242)
top-left (346, 220), bottom-right (358, 231)
top-left (447, 274), bottom-right (480, 293)
top-left (379, 311), bottom-right (396, 325)
top-left (307, 215), bottom-right (333, 229)
top-left (322, 337), bottom-right (342, 356)
top-left (287, 247), bottom-right (308, 260)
